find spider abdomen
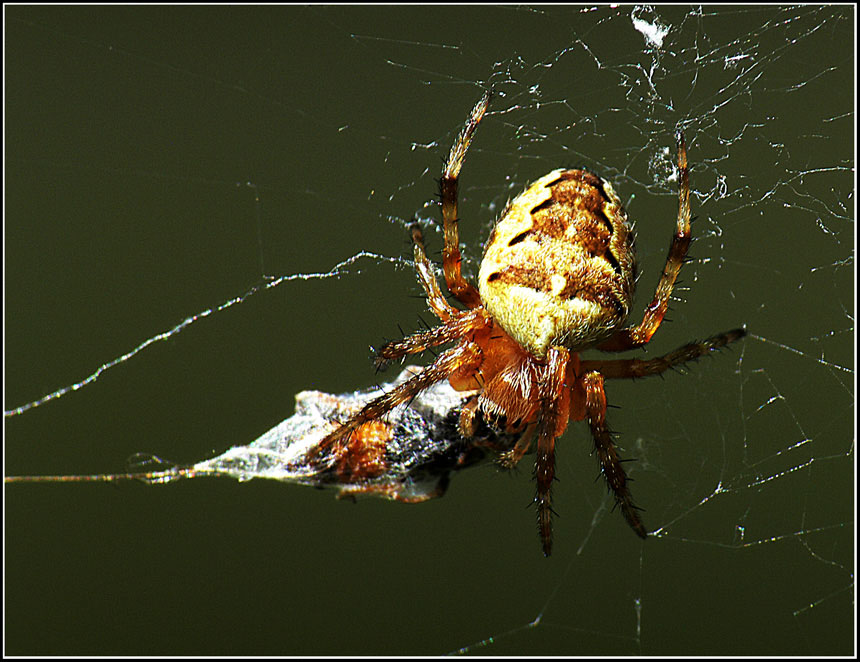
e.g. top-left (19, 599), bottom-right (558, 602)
top-left (478, 169), bottom-right (636, 359)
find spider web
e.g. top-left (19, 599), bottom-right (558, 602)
top-left (4, 5), bottom-right (854, 656)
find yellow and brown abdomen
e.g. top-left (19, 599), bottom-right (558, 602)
top-left (478, 169), bottom-right (636, 359)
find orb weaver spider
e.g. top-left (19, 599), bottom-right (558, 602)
top-left (310, 91), bottom-right (746, 555)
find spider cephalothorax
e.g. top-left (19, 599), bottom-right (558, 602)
top-left (310, 91), bottom-right (746, 555)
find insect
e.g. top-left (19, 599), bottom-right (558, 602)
top-left (310, 91), bottom-right (746, 555)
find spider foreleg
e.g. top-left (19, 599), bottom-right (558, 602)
top-left (410, 224), bottom-right (456, 322)
top-left (311, 341), bottom-right (482, 463)
top-left (440, 90), bottom-right (491, 308)
top-left (374, 308), bottom-right (488, 370)
top-left (582, 327), bottom-right (747, 379)
top-left (598, 131), bottom-right (692, 352)
top-left (582, 371), bottom-right (647, 538)
top-left (534, 346), bottom-right (571, 557)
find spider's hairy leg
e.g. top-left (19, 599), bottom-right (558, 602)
top-left (498, 424), bottom-right (536, 469)
top-left (582, 327), bottom-right (747, 379)
top-left (582, 371), bottom-right (647, 539)
top-left (410, 224), bottom-right (456, 322)
top-left (599, 131), bottom-right (692, 352)
top-left (440, 90), bottom-right (491, 309)
top-left (458, 396), bottom-right (480, 438)
top-left (310, 341), bottom-right (483, 461)
top-left (374, 308), bottom-right (488, 370)
top-left (534, 346), bottom-right (571, 557)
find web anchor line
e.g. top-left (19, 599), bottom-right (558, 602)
top-left (4, 251), bottom-right (398, 418)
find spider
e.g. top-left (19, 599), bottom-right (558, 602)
top-left (310, 91), bottom-right (746, 555)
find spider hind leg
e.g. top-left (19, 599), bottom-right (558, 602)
top-left (582, 371), bottom-right (648, 538)
top-left (533, 346), bottom-right (572, 556)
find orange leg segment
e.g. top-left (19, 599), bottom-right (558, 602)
top-left (311, 342), bottom-right (482, 462)
top-left (583, 328), bottom-right (746, 379)
top-left (439, 91), bottom-right (491, 308)
top-left (410, 224), bottom-right (456, 322)
top-left (534, 346), bottom-right (571, 556)
top-left (599, 131), bottom-right (691, 352)
top-left (582, 371), bottom-right (647, 539)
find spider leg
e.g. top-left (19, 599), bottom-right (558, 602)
top-left (599, 131), bottom-right (692, 352)
top-left (498, 423), bottom-right (536, 469)
top-left (374, 224), bottom-right (490, 370)
top-left (582, 370), bottom-right (647, 539)
top-left (582, 328), bottom-right (746, 379)
top-left (374, 307), bottom-right (488, 369)
top-left (310, 341), bottom-right (482, 461)
top-left (410, 224), bottom-right (457, 322)
top-left (534, 346), bottom-right (571, 557)
top-left (458, 396), bottom-right (480, 438)
top-left (440, 90), bottom-right (491, 309)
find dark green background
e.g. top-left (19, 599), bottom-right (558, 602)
top-left (5, 5), bottom-right (854, 655)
